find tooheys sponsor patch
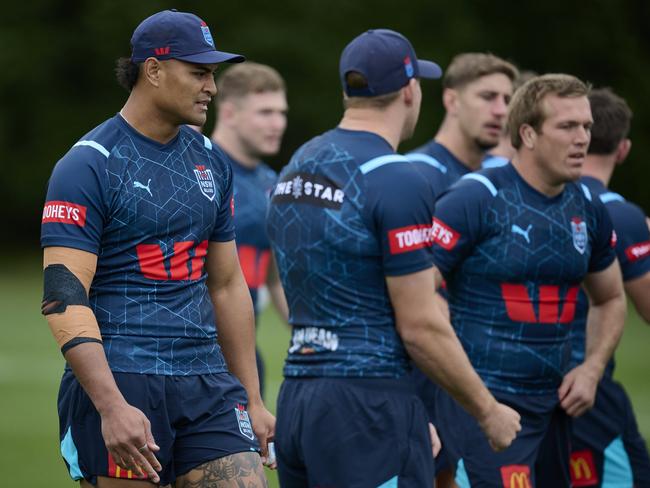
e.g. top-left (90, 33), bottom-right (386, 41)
top-left (626, 240), bottom-right (650, 262)
top-left (42, 201), bottom-right (87, 227)
top-left (271, 172), bottom-right (345, 209)
top-left (388, 224), bottom-right (434, 254)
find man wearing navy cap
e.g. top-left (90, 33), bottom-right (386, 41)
top-left (266, 29), bottom-right (521, 487)
top-left (41, 10), bottom-right (274, 487)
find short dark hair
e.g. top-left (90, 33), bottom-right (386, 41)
top-left (588, 88), bottom-right (632, 155)
top-left (115, 57), bottom-right (141, 92)
top-left (343, 71), bottom-right (400, 109)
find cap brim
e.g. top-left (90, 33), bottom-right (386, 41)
top-left (417, 60), bottom-right (442, 79)
top-left (176, 50), bottom-right (245, 64)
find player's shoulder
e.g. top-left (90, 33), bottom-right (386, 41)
top-left (54, 116), bottom-right (124, 175)
top-left (256, 161), bottom-right (278, 179)
top-left (454, 165), bottom-right (507, 197)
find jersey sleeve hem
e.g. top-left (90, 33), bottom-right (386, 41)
top-left (588, 254), bottom-right (616, 274)
top-left (383, 260), bottom-right (433, 277)
top-left (40, 236), bottom-right (100, 255)
top-left (209, 232), bottom-right (236, 243)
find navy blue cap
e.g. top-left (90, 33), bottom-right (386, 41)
top-left (339, 29), bottom-right (442, 97)
top-left (131, 10), bottom-right (245, 64)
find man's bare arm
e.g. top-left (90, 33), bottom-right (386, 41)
top-left (206, 241), bottom-right (275, 463)
top-left (387, 266), bottom-right (521, 451)
top-left (558, 260), bottom-right (626, 416)
top-left (43, 247), bottom-right (161, 482)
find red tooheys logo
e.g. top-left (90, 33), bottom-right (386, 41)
top-left (42, 201), bottom-right (87, 227)
top-left (626, 240), bottom-right (650, 262)
top-left (388, 224), bottom-right (434, 254)
top-left (431, 217), bottom-right (460, 250)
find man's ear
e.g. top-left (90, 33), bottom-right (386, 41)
top-left (520, 124), bottom-right (537, 149)
top-left (442, 88), bottom-right (458, 115)
top-left (615, 138), bottom-right (631, 165)
top-left (143, 57), bottom-right (162, 87)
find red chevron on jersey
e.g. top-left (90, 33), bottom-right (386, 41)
top-left (432, 217), bottom-right (460, 250)
top-left (388, 224), bottom-right (434, 254)
top-left (626, 240), bottom-right (650, 262)
top-left (42, 201), bottom-right (87, 227)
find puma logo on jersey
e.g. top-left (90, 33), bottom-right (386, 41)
top-left (511, 224), bottom-right (532, 244)
top-left (133, 179), bottom-right (152, 197)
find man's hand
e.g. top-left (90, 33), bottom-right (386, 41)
top-left (558, 363), bottom-right (600, 417)
top-left (248, 401), bottom-right (277, 469)
top-left (100, 400), bottom-right (162, 483)
top-left (429, 423), bottom-right (442, 458)
top-left (477, 401), bottom-right (521, 452)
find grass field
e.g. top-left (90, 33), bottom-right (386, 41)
top-left (1, 255), bottom-right (648, 487)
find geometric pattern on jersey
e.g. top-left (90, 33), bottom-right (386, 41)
top-left (432, 163), bottom-right (615, 394)
top-left (267, 128), bottom-right (435, 378)
top-left (570, 176), bottom-right (650, 377)
top-left (41, 116), bottom-right (235, 375)
top-left (407, 140), bottom-right (471, 198)
top-left (226, 154), bottom-right (277, 314)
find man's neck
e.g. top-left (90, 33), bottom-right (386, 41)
top-left (581, 154), bottom-right (616, 187)
top-left (338, 107), bottom-right (403, 151)
top-left (120, 97), bottom-right (180, 145)
top-left (511, 153), bottom-right (565, 197)
top-left (434, 122), bottom-right (485, 171)
top-left (210, 127), bottom-right (259, 169)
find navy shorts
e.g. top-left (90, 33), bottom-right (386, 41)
top-left (410, 364), bottom-right (451, 475)
top-left (58, 370), bottom-right (260, 485)
top-left (276, 377), bottom-right (434, 488)
top-left (570, 375), bottom-right (650, 487)
top-left (435, 388), bottom-right (570, 487)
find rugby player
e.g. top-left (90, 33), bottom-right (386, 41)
top-left (266, 29), bottom-right (521, 488)
top-left (431, 74), bottom-right (626, 487)
top-left (405, 52), bottom-right (518, 486)
top-left (569, 87), bottom-right (650, 487)
top-left (408, 53), bottom-right (518, 195)
top-left (41, 10), bottom-right (274, 487)
top-left (210, 62), bottom-right (290, 398)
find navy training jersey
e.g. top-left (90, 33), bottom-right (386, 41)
top-left (570, 176), bottom-right (650, 375)
top-left (266, 128), bottom-right (436, 378)
top-left (406, 141), bottom-right (472, 198)
top-left (226, 153), bottom-right (277, 314)
top-left (41, 115), bottom-right (235, 375)
top-left (431, 163), bottom-right (616, 395)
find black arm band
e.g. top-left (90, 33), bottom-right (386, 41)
top-left (42, 264), bottom-right (90, 315)
top-left (61, 337), bottom-right (103, 355)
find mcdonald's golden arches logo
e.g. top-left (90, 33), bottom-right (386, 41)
top-left (570, 449), bottom-right (598, 486)
top-left (500, 464), bottom-right (531, 488)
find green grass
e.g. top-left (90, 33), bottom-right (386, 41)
top-left (1, 257), bottom-right (648, 487)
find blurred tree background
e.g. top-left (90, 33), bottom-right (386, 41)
top-left (1, 0), bottom-right (649, 249)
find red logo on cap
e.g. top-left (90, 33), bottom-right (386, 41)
top-left (154, 47), bottom-right (170, 56)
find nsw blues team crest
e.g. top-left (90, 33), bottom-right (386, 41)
top-left (571, 217), bottom-right (588, 254)
top-left (234, 404), bottom-right (255, 440)
top-left (200, 21), bottom-right (214, 46)
top-left (194, 164), bottom-right (216, 201)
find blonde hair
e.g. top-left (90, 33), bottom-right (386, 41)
top-left (507, 74), bottom-right (591, 149)
top-left (443, 53), bottom-right (518, 90)
top-left (216, 62), bottom-right (285, 104)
